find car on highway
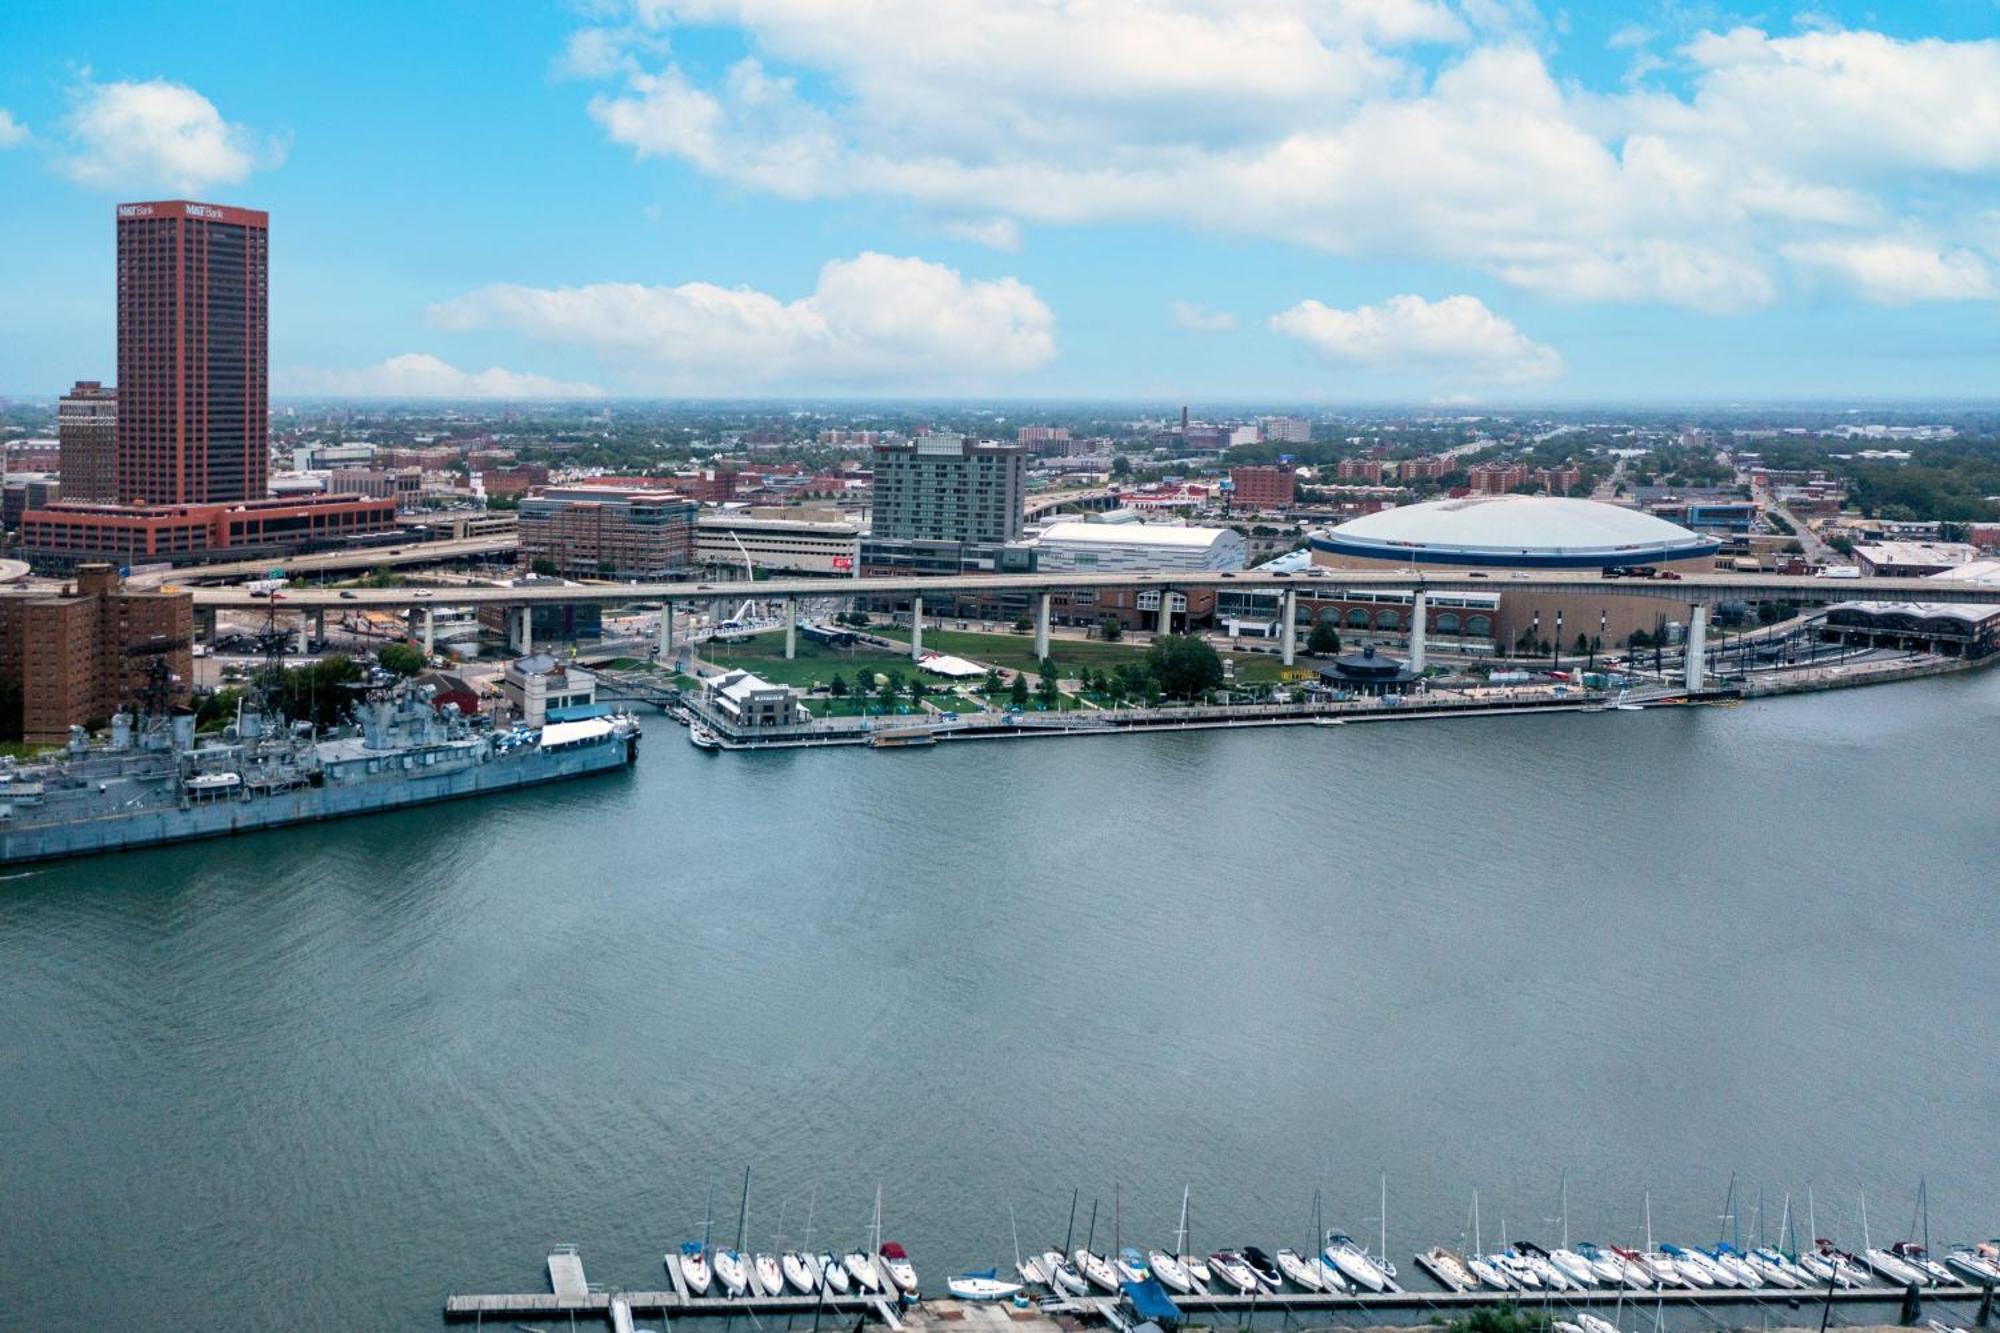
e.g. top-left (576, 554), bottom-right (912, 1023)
top-left (413, 589), bottom-right (433, 598)
top-left (339, 590), bottom-right (357, 599)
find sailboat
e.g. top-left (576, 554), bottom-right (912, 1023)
top-left (715, 1168), bottom-right (752, 1297)
top-left (1073, 1197), bottom-right (1118, 1292)
top-left (675, 1178), bottom-right (715, 1295)
top-left (1013, 1204), bottom-right (1050, 1288)
top-left (1174, 1187), bottom-right (1212, 1290)
top-left (1549, 1172), bottom-right (1602, 1288)
top-left (1464, 1192), bottom-right (1514, 1291)
top-left (874, 1187), bottom-right (919, 1295)
top-left (1889, 1182), bottom-right (1955, 1285)
top-left (1046, 1191), bottom-right (1087, 1294)
top-left (784, 1188), bottom-right (821, 1294)
top-left (1861, 1192), bottom-right (1926, 1286)
top-left (948, 1269), bottom-right (1025, 1302)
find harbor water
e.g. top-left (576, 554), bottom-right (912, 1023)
top-left (2, 670), bottom-right (1997, 1330)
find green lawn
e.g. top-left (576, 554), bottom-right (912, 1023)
top-left (877, 624), bottom-right (1298, 684)
top-left (696, 631), bottom-right (920, 689)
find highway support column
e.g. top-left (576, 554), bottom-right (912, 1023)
top-left (1035, 592), bottom-right (1051, 662)
top-left (422, 606), bottom-right (435, 656)
top-left (657, 601), bottom-right (673, 657)
top-left (1157, 589), bottom-right (1174, 637)
top-left (911, 595), bottom-right (924, 661)
top-left (784, 597), bottom-right (797, 660)
top-left (1410, 591), bottom-right (1428, 675)
top-left (1685, 603), bottom-right (1708, 692)
top-left (1280, 586), bottom-right (1297, 668)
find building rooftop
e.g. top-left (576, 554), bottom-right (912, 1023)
top-left (1036, 521), bottom-right (1236, 548)
top-left (1856, 540), bottom-right (1979, 567)
top-left (1319, 495), bottom-right (1715, 564)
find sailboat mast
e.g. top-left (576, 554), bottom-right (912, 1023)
top-left (1011, 1203), bottom-right (1024, 1272)
top-left (1065, 1189), bottom-right (1079, 1254)
top-left (804, 1184), bottom-right (818, 1254)
top-left (1644, 1191), bottom-right (1653, 1254)
top-left (1561, 1170), bottom-right (1570, 1250)
top-left (1859, 1192), bottom-right (1870, 1251)
top-left (1176, 1185), bottom-right (1190, 1255)
top-left (1380, 1173), bottom-right (1389, 1262)
top-left (703, 1177), bottom-right (715, 1253)
top-left (1085, 1198), bottom-right (1099, 1255)
top-left (736, 1166), bottom-right (751, 1253)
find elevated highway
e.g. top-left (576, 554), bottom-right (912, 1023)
top-left (169, 567), bottom-right (2000, 612)
top-left (125, 534), bottom-right (517, 587)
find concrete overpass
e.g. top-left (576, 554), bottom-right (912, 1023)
top-left (153, 566), bottom-right (2000, 695)
top-left (126, 534), bottom-right (517, 587)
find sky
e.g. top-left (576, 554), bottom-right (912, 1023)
top-left (1, 0), bottom-right (1998, 404)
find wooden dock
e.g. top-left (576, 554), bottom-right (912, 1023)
top-left (447, 1249), bottom-right (1994, 1325)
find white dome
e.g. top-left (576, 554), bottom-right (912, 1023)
top-left (1313, 495), bottom-right (1717, 568)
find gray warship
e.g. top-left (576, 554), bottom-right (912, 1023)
top-left (0, 667), bottom-right (640, 864)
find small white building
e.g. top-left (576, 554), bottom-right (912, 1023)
top-left (1032, 520), bottom-right (1247, 572)
top-left (503, 653), bottom-right (597, 727)
top-left (706, 670), bottom-right (807, 729)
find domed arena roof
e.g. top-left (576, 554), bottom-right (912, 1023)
top-left (1311, 495), bottom-right (1718, 569)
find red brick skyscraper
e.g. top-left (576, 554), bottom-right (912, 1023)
top-left (115, 200), bottom-right (269, 504)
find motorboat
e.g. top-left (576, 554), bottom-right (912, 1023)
top-left (1073, 1248), bottom-right (1119, 1293)
top-left (1945, 1247), bottom-right (2000, 1285)
top-left (753, 1253), bottom-right (784, 1296)
top-left (879, 1242), bottom-right (919, 1295)
top-left (1550, 1246), bottom-right (1602, 1288)
top-left (1043, 1251), bottom-right (1086, 1295)
top-left (677, 1242), bottom-right (713, 1295)
top-left (714, 1249), bottom-right (749, 1297)
top-left (1148, 1251), bottom-right (1193, 1293)
top-left (688, 722), bottom-right (722, 750)
top-left (1577, 1314), bottom-right (1621, 1333)
top-left (1466, 1253), bottom-right (1515, 1291)
top-left (1891, 1243), bottom-right (1954, 1285)
top-left (844, 1250), bottom-right (882, 1293)
top-left (1324, 1233), bottom-right (1391, 1292)
top-left (1276, 1248), bottom-right (1326, 1290)
top-left (1207, 1251), bottom-right (1260, 1294)
top-left (783, 1252), bottom-right (819, 1294)
top-left (1116, 1248), bottom-right (1150, 1285)
top-left (1416, 1247), bottom-right (1477, 1292)
top-left (1707, 1245), bottom-right (1764, 1287)
top-left (1241, 1246), bottom-right (1282, 1289)
top-left (948, 1270), bottom-right (1024, 1302)
top-left (1180, 1254), bottom-right (1212, 1288)
top-left (818, 1253), bottom-right (850, 1294)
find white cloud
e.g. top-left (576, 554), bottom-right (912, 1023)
top-left (1169, 300), bottom-right (1237, 333)
top-left (1781, 238), bottom-right (1998, 303)
top-left (283, 354), bottom-right (605, 399)
top-left (569, 7), bottom-right (2000, 313)
top-left (0, 110), bottom-right (28, 148)
top-left (1270, 293), bottom-right (1563, 384)
top-left (60, 79), bottom-right (282, 193)
top-left (940, 217), bottom-right (1023, 252)
top-left (427, 252), bottom-right (1057, 392)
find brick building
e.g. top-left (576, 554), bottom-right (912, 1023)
top-left (1337, 458), bottom-right (1385, 483)
top-left (0, 564), bottom-right (193, 743)
top-left (518, 485), bottom-right (697, 578)
top-left (1467, 461), bottom-right (1529, 495)
top-left (58, 380), bottom-right (118, 502)
top-left (115, 200), bottom-right (270, 504)
top-left (17, 493), bottom-right (398, 569)
top-left (1230, 463), bottom-right (1297, 509)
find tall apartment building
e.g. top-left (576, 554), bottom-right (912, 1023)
top-left (1467, 461), bottom-right (1529, 495)
top-left (518, 485), bottom-right (697, 578)
top-left (869, 434), bottom-right (1025, 543)
top-left (1230, 463), bottom-right (1297, 509)
top-left (1260, 415), bottom-right (1312, 444)
top-left (0, 564), bottom-right (192, 743)
top-left (58, 380), bottom-right (118, 501)
top-left (116, 200), bottom-right (270, 504)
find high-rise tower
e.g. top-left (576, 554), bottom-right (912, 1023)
top-left (115, 200), bottom-right (269, 504)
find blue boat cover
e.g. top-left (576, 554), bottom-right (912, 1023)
top-left (1121, 1278), bottom-right (1182, 1323)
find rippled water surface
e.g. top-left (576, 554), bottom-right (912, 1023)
top-left (3, 672), bottom-right (1997, 1330)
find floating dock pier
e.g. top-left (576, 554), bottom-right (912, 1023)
top-left (445, 1247), bottom-right (1994, 1326)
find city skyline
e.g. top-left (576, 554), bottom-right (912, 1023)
top-left (2, 1), bottom-right (1999, 402)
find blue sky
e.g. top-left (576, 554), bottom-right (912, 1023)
top-left (1, 0), bottom-right (1997, 402)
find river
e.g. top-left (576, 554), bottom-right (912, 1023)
top-left (2, 671), bottom-right (1996, 1329)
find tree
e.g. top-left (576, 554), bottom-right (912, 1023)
top-left (1012, 615), bottom-right (1034, 632)
top-left (907, 676), bottom-right (926, 703)
top-left (1145, 633), bottom-right (1224, 698)
top-left (1574, 633), bottom-right (1591, 656)
top-left (1008, 673), bottom-right (1030, 707)
top-left (883, 670), bottom-right (905, 702)
top-left (1036, 672), bottom-right (1060, 708)
top-left (1110, 455), bottom-right (1131, 477)
top-left (1307, 618), bottom-right (1341, 656)
top-left (1098, 614), bottom-right (1123, 642)
top-left (530, 557), bottom-right (559, 577)
top-left (829, 674), bottom-right (848, 698)
top-left (378, 643), bottom-right (425, 677)
top-left (983, 669), bottom-right (1003, 695)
